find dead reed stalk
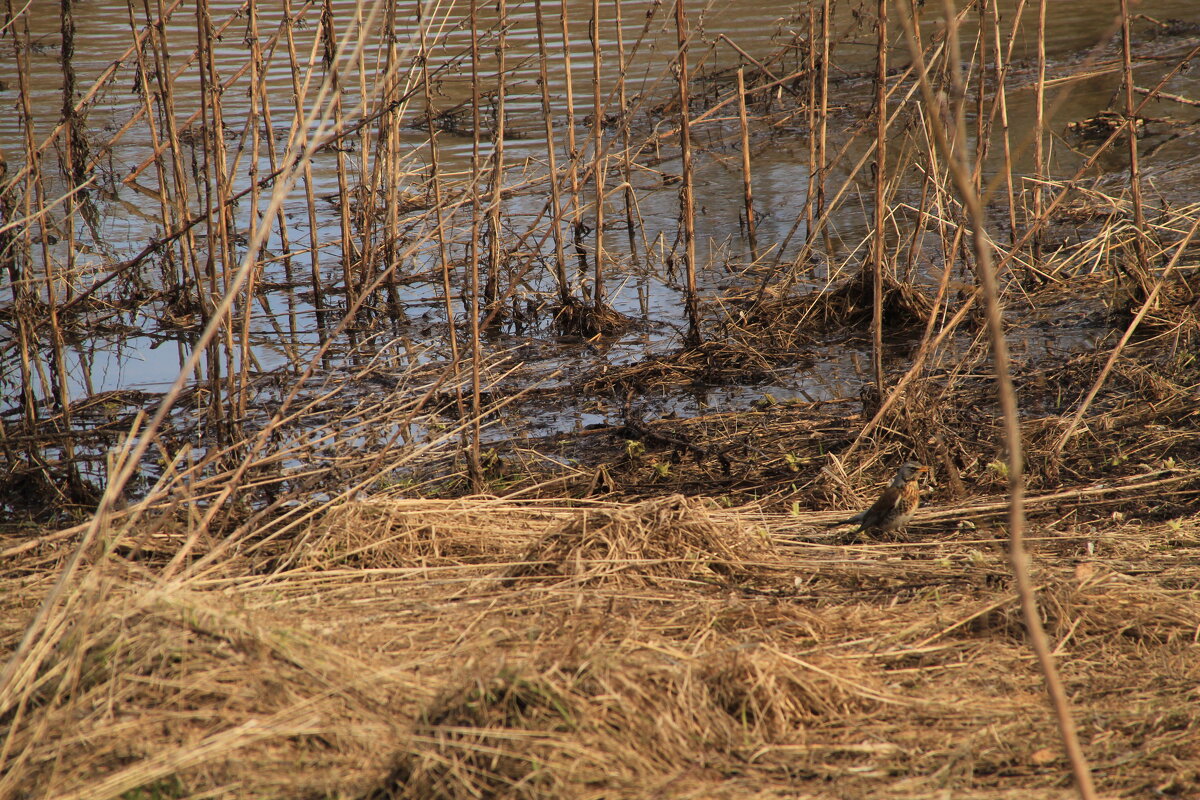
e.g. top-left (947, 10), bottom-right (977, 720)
top-left (589, 0), bottom-right (607, 307)
top-left (1118, 0), bottom-right (1151, 288)
top-left (559, 0), bottom-right (587, 285)
top-left (674, 0), bottom-right (701, 348)
top-left (1031, 0), bottom-right (1047, 268)
top-left (871, 0), bottom-right (888, 394)
top-left (283, 0), bottom-right (329, 341)
top-left (486, 0), bottom-right (509, 318)
top-left (612, 0), bottom-right (642, 269)
top-left (816, 0), bottom-right (833, 259)
top-left (899, 3), bottom-right (1098, 797)
top-left (989, 0), bottom-right (1022, 250)
top-left (736, 68), bottom-right (758, 262)
top-left (534, 0), bottom-right (571, 306)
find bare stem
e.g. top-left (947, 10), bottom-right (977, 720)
top-left (899, 4), bottom-right (1098, 798)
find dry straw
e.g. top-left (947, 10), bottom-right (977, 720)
top-left (4, 493), bottom-right (1200, 797)
top-left (4, 0), bottom-right (1200, 797)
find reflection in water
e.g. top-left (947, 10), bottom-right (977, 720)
top-left (0, 0), bottom-right (1198, 480)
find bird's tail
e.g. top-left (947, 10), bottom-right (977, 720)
top-left (828, 511), bottom-right (864, 528)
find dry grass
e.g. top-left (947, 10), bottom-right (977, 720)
top-left (501, 495), bottom-right (772, 587)
top-left (2, 492), bottom-right (1199, 799)
top-left (5, 3), bottom-right (1200, 798)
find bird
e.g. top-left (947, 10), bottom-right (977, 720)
top-left (830, 461), bottom-right (930, 541)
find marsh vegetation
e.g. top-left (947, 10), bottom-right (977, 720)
top-left (2, 0), bottom-right (1200, 797)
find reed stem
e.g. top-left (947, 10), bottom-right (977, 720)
top-left (674, 0), bottom-right (701, 348)
top-left (736, 68), bottom-right (758, 263)
top-left (871, 0), bottom-right (888, 395)
top-left (1118, 0), bottom-right (1150, 289)
top-left (467, 0), bottom-right (485, 489)
top-left (590, 0), bottom-right (607, 306)
top-left (559, 0), bottom-right (587, 290)
top-left (534, 0), bottom-right (571, 306)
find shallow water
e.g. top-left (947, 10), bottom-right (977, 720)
top-left (1, 0), bottom-right (1198, 495)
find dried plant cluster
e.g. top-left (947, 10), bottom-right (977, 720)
top-left (2, 0), bottom-right (1200, 797)
top-left (2, 496), bottom-right (1199, 798)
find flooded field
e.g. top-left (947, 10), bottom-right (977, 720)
top-left (2, 0), bottom-right (1199, 513)
top-left (3, 1), bottom-right (1200, 796)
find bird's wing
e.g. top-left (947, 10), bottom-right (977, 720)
top-left (859, 485), bottom-right (901, 525)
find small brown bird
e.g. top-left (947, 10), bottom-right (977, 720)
top-left (831, 461), bottom-right (930, 540)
